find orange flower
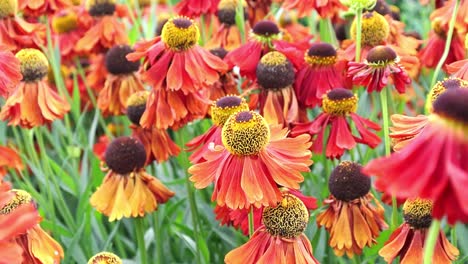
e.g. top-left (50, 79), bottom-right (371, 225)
top-left (0, 145), bottom-right (23, 178)
top-left (390, 114), bottom-right (429, 151)
top-left (51, 7), bottom-right (92, 63)
top-left (277, 11), bottom-right (313, 46)
top-left (88, 252), bottom-right (122, 264)
top-left (19, 0), bottom-right (72, 17)
top-left (127, 17), bottom-right (227, 129)
top-left (0, 45), bottom-right (21, 97)
top-left (205, 0), bottom-right (248, 51)
top-left (246, 0), bottom-right (271, 25)
top-left (97, 45), bottom-right (145, 116)
top-left (254, 51), bottom-right (299, 127)
top-left (187, 95), bottom-right (249, 164)
top-left (430, 0), bottom-right (468, 35)
top-left (127, 91), bottom-right (180, 164)
top-left (316, 161), bottom-right (388, 257)
top-left (90, 137), bottom-right (175, 221)
top-left (206, 48), bottom-right (240, 102)
top-left (189, 110), bottom-right (312, 209)
top-left (379, 198), bottom-right (459, 263)
top-left (0, 0), bottom-right (45, 52)
top-left (0, 48), bottom-right (70, 128)
top-left (75, 0), bottom-right (128, 55)
top-left (225, 192), bottom-right (319, 264)
top-left (1, 189), bottom-right (63, 264)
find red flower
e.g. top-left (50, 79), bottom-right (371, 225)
top-left (19, 0), bottom-right (72, 17)
top-left (363, 89), bottom-right (468, 224)
top-left (127, 17), bottom-right (227, 129)
top-left (174, 0), bottom-right (220, 17)
top-left (0, 49), bottom-right (70, 128)
top-left (295, 42), bottom-right (345, 108)
top-left (224, 20), bottom-right (304, 81)
top-left (292, 88), bottom-right (381, 159)
top-left (418, 20), bottom-right (465, 69)
top-left (225, 193), bottom-right (319, 264)
top-left (189, 111), bottom-right (312, 209)
top-left (0, 145), bottom-right (23, 178)
top-left (51, 7), bottom-right (92, 63)
top-left (379, 198), bottom-right (459, 263)
top-left (348, 45), bottom-right (411, 93)
top-left (0, 45), bottom-right (21, 97)
top-left (75, 1), bottom-right (128, 55)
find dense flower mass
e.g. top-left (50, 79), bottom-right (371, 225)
top-left (0, 0), bottom-right (466, 262)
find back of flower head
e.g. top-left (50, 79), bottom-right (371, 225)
top-left (90, 136), bottom-right (174, 221)
top-left (317, 161), bottom-right (388, 257)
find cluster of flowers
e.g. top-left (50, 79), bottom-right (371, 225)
top-left (0, 0), bottom-right (466, 263)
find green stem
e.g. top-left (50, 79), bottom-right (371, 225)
top-left (354, 8), bottom-right (363, 62)
top-left (429, 0), bottom-right (460, 89)
top-left (135, 217), bottom-right (148, 264)
top-left (153, 211), bottom-right (163, 264)
top-left (423, 220), bottom-right (441, 264)
top-left (248, 206), bottom-right (254, 238)
top-left (235, 0), bottom-right (246, 44)
top-left (319, 18), bottom-right (338, 46)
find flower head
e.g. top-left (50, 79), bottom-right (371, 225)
top-left (348, 45), bottom-right (411, 93)
top-left (379, 198), bottom-right (459, 263)
top-left (97, 44), bottom-right (144, 116)
top-left (0, 0), bottom-right (17, 19)
top-left (317, 161), bottom-right (388, 257)
top-left (88, 251), bottom-right (122, 264)
top-left (292, 88), bottom-right (381, 159)
top-left (425, 77), bottom-right (468, 113)
top-left (187, 95), bottom-right (249, 164)
top-left (225, 192), bottom-right (319, 264)
top-left (295, 42), bottom-right (345, 107)
top-left (363, 88), bottom-right (468, 224)
top-left (90, 136), bottom-right (175, 221)
top-left (161, 17), bottom-right (200, 51)
top-left (0, 48), bottom-right (70, 128)
top-left (351, 11), bottom-right (389, 47)
top-left (189, 111), bottom-right (312, 209)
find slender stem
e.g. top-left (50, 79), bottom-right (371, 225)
top-left (354, 8), bottom-right (363, 62)
top-left (248, 206), bottom-right (254, 238)
top-left (135, 217), bottom-right (148, 264)
top-left (235, 0), bottom-right (246, 44)
top-left (153, 211), bottom-right (163, 264)
top-left (423, 220), bottom-right (441, 264)
top-left (380, 89), bottom-right (391, 156)
top-left (429, 0), bottom-right (460, 89)
top-left (451, 225), bottom-right (457, 248)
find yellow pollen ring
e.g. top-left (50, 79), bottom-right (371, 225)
top-left (210, 97), bottom-right (249, 126)
top-left (15, 48), bottom-right (49, 80)
top-left (304, 54), bottom-right (337, 66)
top-left (161, 17), bottom-right (200, 51)
top-left (218, 0), bottom-right (246, 10)
top-left (52, 12), bottom-right (79, 34)
top-left (221, 111), bottom-right (270, 156)
top-left (0, 0), bottom-right (17, 18)
top-left (425, 78), bottom-right (468, 113)
top-left (263, 193), bottom-right (309, 238)
top-left (350, 11), bottom-right (389, 46)
top-left (403, 198), bottom-right (433, 220)
top-left (260, 51), bottom-right (287, 66)
top-left (322, 94), bottom-right (358, 116)
top-left (127, 90), bottom-right (149, 108)
top-left (0, 189), bottom-right (33, 215)
top-left (88, 252), bottom-right (122, 264)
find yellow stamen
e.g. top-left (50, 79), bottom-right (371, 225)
top-left (210, 96), bottom-right (249, 126)
top-left (0, 189), bottom-right (33, 215)
top-left (221, 111), bottom-right (270, 156)
top-left (0, 0), bottom-right (17, 18)
top-left (351, 11), bottom-right (389, 46)
top-left (52, 11), bottom-right (78, 34)
top-left (88, 252), bottom-right (122, 264)
top-left (322, 93), bottom-right (358, 116)
top-left (15, 48), bottom-right (49, 82)
top-left (161, 17), bottom-right (200, 51)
